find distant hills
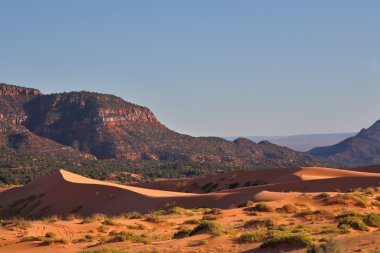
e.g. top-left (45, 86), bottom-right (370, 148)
top-left (226, 133), bottom-right (356, 152)
top-left (309, 120), bottom-right (380, 166)
top-left (0, 83), bottom-right (325, 184)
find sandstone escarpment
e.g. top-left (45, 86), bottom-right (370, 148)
top-left (0, 83), bottom-right (40, 96)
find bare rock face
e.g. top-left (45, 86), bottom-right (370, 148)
top-left (0, 84), bottom-right (40, 96)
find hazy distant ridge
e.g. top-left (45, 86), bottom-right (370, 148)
top-left (225, 133), bottom-right (356, 152)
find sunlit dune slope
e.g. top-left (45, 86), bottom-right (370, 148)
top-left (0, 166), bottom-right (379, 217)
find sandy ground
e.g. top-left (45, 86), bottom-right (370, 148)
top-left (0, 166), bottom-right (378, 252)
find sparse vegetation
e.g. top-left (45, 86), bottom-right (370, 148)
top-left (307, 238), bottom-right (346, 253)
top-left (260, 233), bottom-right (313, 248)
top-left (190, 220), bottom-right (223, 236)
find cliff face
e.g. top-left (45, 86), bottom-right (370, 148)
top-left (0, 83), bottom-right (41, 96)
top-left (0, 83), bottom-right (325, 168)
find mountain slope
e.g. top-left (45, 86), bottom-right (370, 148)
top-left (309, 120), bottom-right (380, 165)
top-left (0, 83), bottom-right (327, 184)
top-left (18, 86), bottom-right (323, 168)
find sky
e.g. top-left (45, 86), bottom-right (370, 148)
top-left (0, 0), bottom-right (379, 137)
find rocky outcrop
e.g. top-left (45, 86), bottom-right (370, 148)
top-left (0, 83), bottom-right (40, 96)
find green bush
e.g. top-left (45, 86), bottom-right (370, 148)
top-left (337, 213), bottom-right (368, 231)
top-left (239, 231), bottom-right (266, 243)
top-left (260, 234), bottom-right (313, 248)
top-left (253, 203), bottom-right (273, 212)
top-left (364, 213), bottom-right (380, 228)
top-left (190, 220), bottom-right (223, 236)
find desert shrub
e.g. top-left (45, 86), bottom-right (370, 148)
top-left (245, 210), bottom-right (258, 216)
top-left (239, 230), bottom-right (266, 243)
top-left (238, 200), bottom-right (254, 208)
top-left (190, 220), bottom-right (223, 236)
top-left (202, 214), bottom-right (223, 220)
top-left (198, 239), bottom-right (208, 245)
top-left (253, 203), bottom-right (273, 212)
top-left (10, 217), bottom-right (31, 229)
top-left (98, 225), bottom-right (110, 233)
top-left (365, 187), bottom-right (376, 195)
top-left (123, 212), bottom-right (143, 219)
top-left (183, 219), bottom-right (200, 224)
top-left (173, 228), bottom-right (192, 239)
top-left (144, 214), bottom-right (167, 223)
top-left (291, 225), bottom-right (315, 233)
top-left (260, 234), bottom-right (313, 248)
top-left (126, 223), bottom-right (147, 230)
top-left (348, 194), bottom-right (370, 207)
top-left (45, 232), bottom-right (56, 238)
top-left (337, 213), bottom-right (368, 231)
top-left (316, 193), bottom-right (330, 199)
top-left (21, 236), bottom-right (45, 242)
top-left (364, 213), bottom-right (380, 228)
top-left (40, 238), bottom-right (67, 246)
top-left (307, 237), bottom-right (345, 253)
top-left (43, 215), bottom-right (61, 223)
top-left (244, 218), bottom-right (274, 229)
top-left (167, 206), bottom-right (186, 215)
top-left (204, 208), bottom-right (223, 215)
top-left (280, 204), bottom-right (298, 213)
top-left (79, 249), bottom-right (129, 253)
top-left (102, 219), bottom-right (116, 226)
top-left (108, 231), bottom-right (148, 244)
top-left (73, 235), bottom-right (94, 243)
top-left (319, 226), bottom-right (350, 234)
top-left (63, 213), bottom-right (80, 221)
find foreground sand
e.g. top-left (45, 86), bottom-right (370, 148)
top-left (0, 166), bottom-right (378, 252)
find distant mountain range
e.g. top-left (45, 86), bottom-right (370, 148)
top-left (225, 133), bottom-right (356, 152)
top-left (1, 82), bottom-right (380, 185)
top-left (309, 120), bottom-right (380, 166)
top-left (0, 83), bottom-right (325, 184)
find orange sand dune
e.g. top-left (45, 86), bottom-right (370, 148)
top-left (0, 167), bottom-right (379, 216)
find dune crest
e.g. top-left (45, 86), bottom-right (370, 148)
top-left (0, 167), bottom-right (379, 217)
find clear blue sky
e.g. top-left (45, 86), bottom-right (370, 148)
top-left (1, 1), bottom-right (379, 136)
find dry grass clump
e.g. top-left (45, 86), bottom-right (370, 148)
top-left (202, 214), bottom-right (223, 220)
top-left (183, 219), bottom-right (200, 224)
top-left (108, 230), bottom-right (149, 244)
top-left (21, 232), bottom-right (67, 246)
top-left (79, 248), bottom-right (129, 253)
top-left (244, 218), bottom-right (275, 229)
top-left (190, 220), bottom-right (223, 236)
top-left (73, 235), bottom-right (94, 243)
top-left (239, 230), bottom-right (266, 243)
top-left (126, 223), bottom-right (147, 230)
top-left (144, 214), bottom-right (167, 223)
top-left (307, 237), bottom-right (345, 253)
top-left (123, 212), bottom-right (143, 219)
top-left (280, 204), bottom-right (298, 214)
